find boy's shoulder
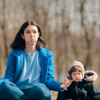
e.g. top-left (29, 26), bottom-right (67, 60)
top-left (84, 70), bottom-right (98, 82)
top-left (83, 80), bottom-right (95, 90)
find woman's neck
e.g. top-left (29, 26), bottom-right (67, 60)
top-left (24, 44), bottom-right (36, 54)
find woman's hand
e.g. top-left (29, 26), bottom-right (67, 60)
top-left (60, 78), bottom-right (73, 90)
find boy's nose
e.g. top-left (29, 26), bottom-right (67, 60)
top-left (76, 75), bottom-right (79, 77)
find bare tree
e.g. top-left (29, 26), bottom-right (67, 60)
top-left (0, 40), bottom-right (1, 77)
top-left (55, 0), bottom-right (61, 81)
top-left (2, 0), bottom-right (8, 60)
top-left (60, 0), bottom-right (71, 76)
top-left (80, 0), bottom-right (92, 69)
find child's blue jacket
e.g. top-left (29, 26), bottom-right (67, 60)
top-left (0, 46), bottom-right (61, 91)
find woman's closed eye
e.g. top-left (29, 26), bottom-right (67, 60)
top-left (33, 30), bottom-right (37, 33)
top-left (26, 30), bottom-right (30, 33)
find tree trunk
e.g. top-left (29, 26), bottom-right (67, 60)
top-left (2, 0), bottom-right (8, 60)
top-left (80, 0), bottom-right (91, 69)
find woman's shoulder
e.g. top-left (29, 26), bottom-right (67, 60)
top-left (39, 46), bottom-right (54, 56)
top-left (10, 49), bottom-right (23, 56)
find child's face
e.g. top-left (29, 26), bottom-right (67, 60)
top-left (71, 70), bottom-right (83, 82)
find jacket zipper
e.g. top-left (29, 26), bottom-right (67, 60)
top-left (83, 88), bottom-right (86, 99)
top-left (76, 82), bottom-right (79, 100)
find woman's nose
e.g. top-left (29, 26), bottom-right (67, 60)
top-left (31, 32), bottom-right (35, 36)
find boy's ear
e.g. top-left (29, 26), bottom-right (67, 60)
top-left (21, 34), bottom-right (24, 39)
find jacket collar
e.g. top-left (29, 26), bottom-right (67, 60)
top-left (71, 79), bottom-right (86, 87)
top-left (39, 46), bottom-right (54, 57)
top-left (11, 49), bottom-right (23, 57)
top-left (11, 46), bottom-right (54, 57)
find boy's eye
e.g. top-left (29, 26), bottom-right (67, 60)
top-left (78, 73), bottom-right (81, 75)
top-left (73, 73), bottom-right (76, 75)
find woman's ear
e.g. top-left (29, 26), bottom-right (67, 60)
top-left (21, 34), bottom-right (24, 39)
top-left (38, 32), bottom-right (40, 37)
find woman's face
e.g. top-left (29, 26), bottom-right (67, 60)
top-left (71, 70), bottom-right (83, 82)
top-left (21, 25), bottom-right (39, 46)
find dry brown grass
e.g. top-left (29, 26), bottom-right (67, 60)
top-left (51, 91), bottom-right (58, 100)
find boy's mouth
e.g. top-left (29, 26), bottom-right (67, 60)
top-left (76, 78), bottom-right (79, 80)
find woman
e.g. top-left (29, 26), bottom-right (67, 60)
top-left (0, 21), bottom-right (72, 100)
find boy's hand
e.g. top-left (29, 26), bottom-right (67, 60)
top-left (60, 78), bottom-right (73, 90)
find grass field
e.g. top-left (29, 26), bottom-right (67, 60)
top-left (51, 91), bottom-right (58, 100)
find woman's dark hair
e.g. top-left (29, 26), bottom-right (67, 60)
top-left (10, 21), bottom-right (46, 50)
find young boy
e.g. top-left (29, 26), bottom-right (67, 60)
top-left (57, 60), bottom-right (100, 100)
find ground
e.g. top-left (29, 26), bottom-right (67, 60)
top-left (51, 91), bottom-right (58, 100)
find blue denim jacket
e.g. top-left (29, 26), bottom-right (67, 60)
top-left (0, 46), bottom-right (61, 91)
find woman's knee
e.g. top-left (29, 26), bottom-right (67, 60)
top-left (0, 81), bottom-right (7, 92)
top-left (0, 81), bottom-right (13, 94)
top-left (33, 83), bottom-right (51, 99)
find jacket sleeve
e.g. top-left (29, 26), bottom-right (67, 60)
top-left (0, 51), bottom-right (16, 84)
top-left (88, 82), bottom-right (100, 100)
top-left (45, 56), bottom-right (62, 91)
